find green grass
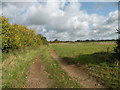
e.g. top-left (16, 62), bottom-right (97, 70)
top-left (2, 47), bottom-right (40, 88)
top-left (3, 42), bottom-right (119, 88)
top-left (2, 46), bottom-right (82, 88)
top-left (53, 42), bottom-right (120, 88)
top-left (37, 46), bottom-right (81, 88)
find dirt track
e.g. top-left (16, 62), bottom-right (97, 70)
top-left (26, 59), bottom-right (52, 88)
top-left (25, 50), bottom-right (106, 88)
top-left (50, 50), bottom-right (106, 88)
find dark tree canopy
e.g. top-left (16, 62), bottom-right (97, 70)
top-left (114, 29), bottom-right (120, 60)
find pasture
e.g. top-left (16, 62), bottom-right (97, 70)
top-left (53, 42), bottom-right (119, 88)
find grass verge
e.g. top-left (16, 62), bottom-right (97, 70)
top-left (85, 61), bottom-right (120, 88)
top-left (2, 47), bottom-right (39, 88)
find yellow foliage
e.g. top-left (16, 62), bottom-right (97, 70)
top-left (1, 16), bottom-right (48, 51)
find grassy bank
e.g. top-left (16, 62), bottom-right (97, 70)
top-left (53, 42), bottom-right (120, 88)
top-left (2, 47), bottom-right (40, 88)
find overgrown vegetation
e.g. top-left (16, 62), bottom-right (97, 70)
top-left (1, 16), bottom-right (48, 52)
top-left (2, 47), bottom-right (40, 88)
top-left (54, 42), bottom-right (120, 88)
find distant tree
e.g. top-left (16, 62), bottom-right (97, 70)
top-left (75, 40), bottom-right (81, 42)
top-left (114, 29), bottom-right (120, 60)
top-left (53, 39), bottom-right (60, 43)
top-left (41, 37), bottom-right (48, 45)
top-left (54, 39), bottom-right (58, 42)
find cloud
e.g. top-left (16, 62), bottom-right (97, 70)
top-left (1, 1), bottom-right (118, 41)
top-left (90, 10), bottom-right (118, 40)
top-left (0, 2), bottom-right (2, 16)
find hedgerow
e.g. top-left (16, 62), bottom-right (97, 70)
top-left (1, 16), bottom-right (48, 51)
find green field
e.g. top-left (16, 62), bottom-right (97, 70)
top-left (2, 42), bottom-right (120, 88)
top-left (53, 42), bottom-right (120, 88)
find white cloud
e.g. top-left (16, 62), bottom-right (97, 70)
top-left (90, 10), bottom-right (118, 40)
top-left (1, 1), bottom-right (118, 41)
top-left (2, 0), bottom-right (119, 2)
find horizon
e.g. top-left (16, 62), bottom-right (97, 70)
top-left (48, 39), bottom-right (117, 42)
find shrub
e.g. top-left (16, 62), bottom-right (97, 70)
top-left (114, 29), bottom-right (120, 60)
top-left (1, 16), bottom-right (48, 52)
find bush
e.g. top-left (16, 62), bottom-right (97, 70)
top-left (114, 29), bottom-right (120, 60)
top-left (1, 16), bottom-right (48, 52)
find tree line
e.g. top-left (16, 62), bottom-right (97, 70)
top-left (49, 39), bottom-right (116, 43)
top-left (0, 16), bottom-right (48, 52)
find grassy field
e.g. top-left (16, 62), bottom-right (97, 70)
top-left (53, 42), bottom-right (120, 88)
top-left (2, 42), bottom-right (120, 88)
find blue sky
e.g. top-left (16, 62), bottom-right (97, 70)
top-left (57, 2), bottom-right (118, 16)
top-left (81, 2), bottom-right (118, 16)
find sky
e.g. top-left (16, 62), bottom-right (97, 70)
top-left (1, 0), bottom-right (119, 41)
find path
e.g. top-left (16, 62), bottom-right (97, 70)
top-left (26, 58), bottom-right (52, 88)
top-left (50, 50), bottom-right (106, 88)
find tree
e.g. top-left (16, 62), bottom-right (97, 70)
top-left (41, 36), bottom-right (48, 45)
top-left (114, 29), bottom-right (120, 60)
top-left (53, 39), bottom-right (58, 43)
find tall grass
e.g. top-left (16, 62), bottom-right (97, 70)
top-left (2, 47), bottom-right (40, 88)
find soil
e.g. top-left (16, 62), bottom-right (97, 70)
top-left (25, 59), bottom-right (52, 88)
top-left (50, 50), bottom-right (106, 88)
